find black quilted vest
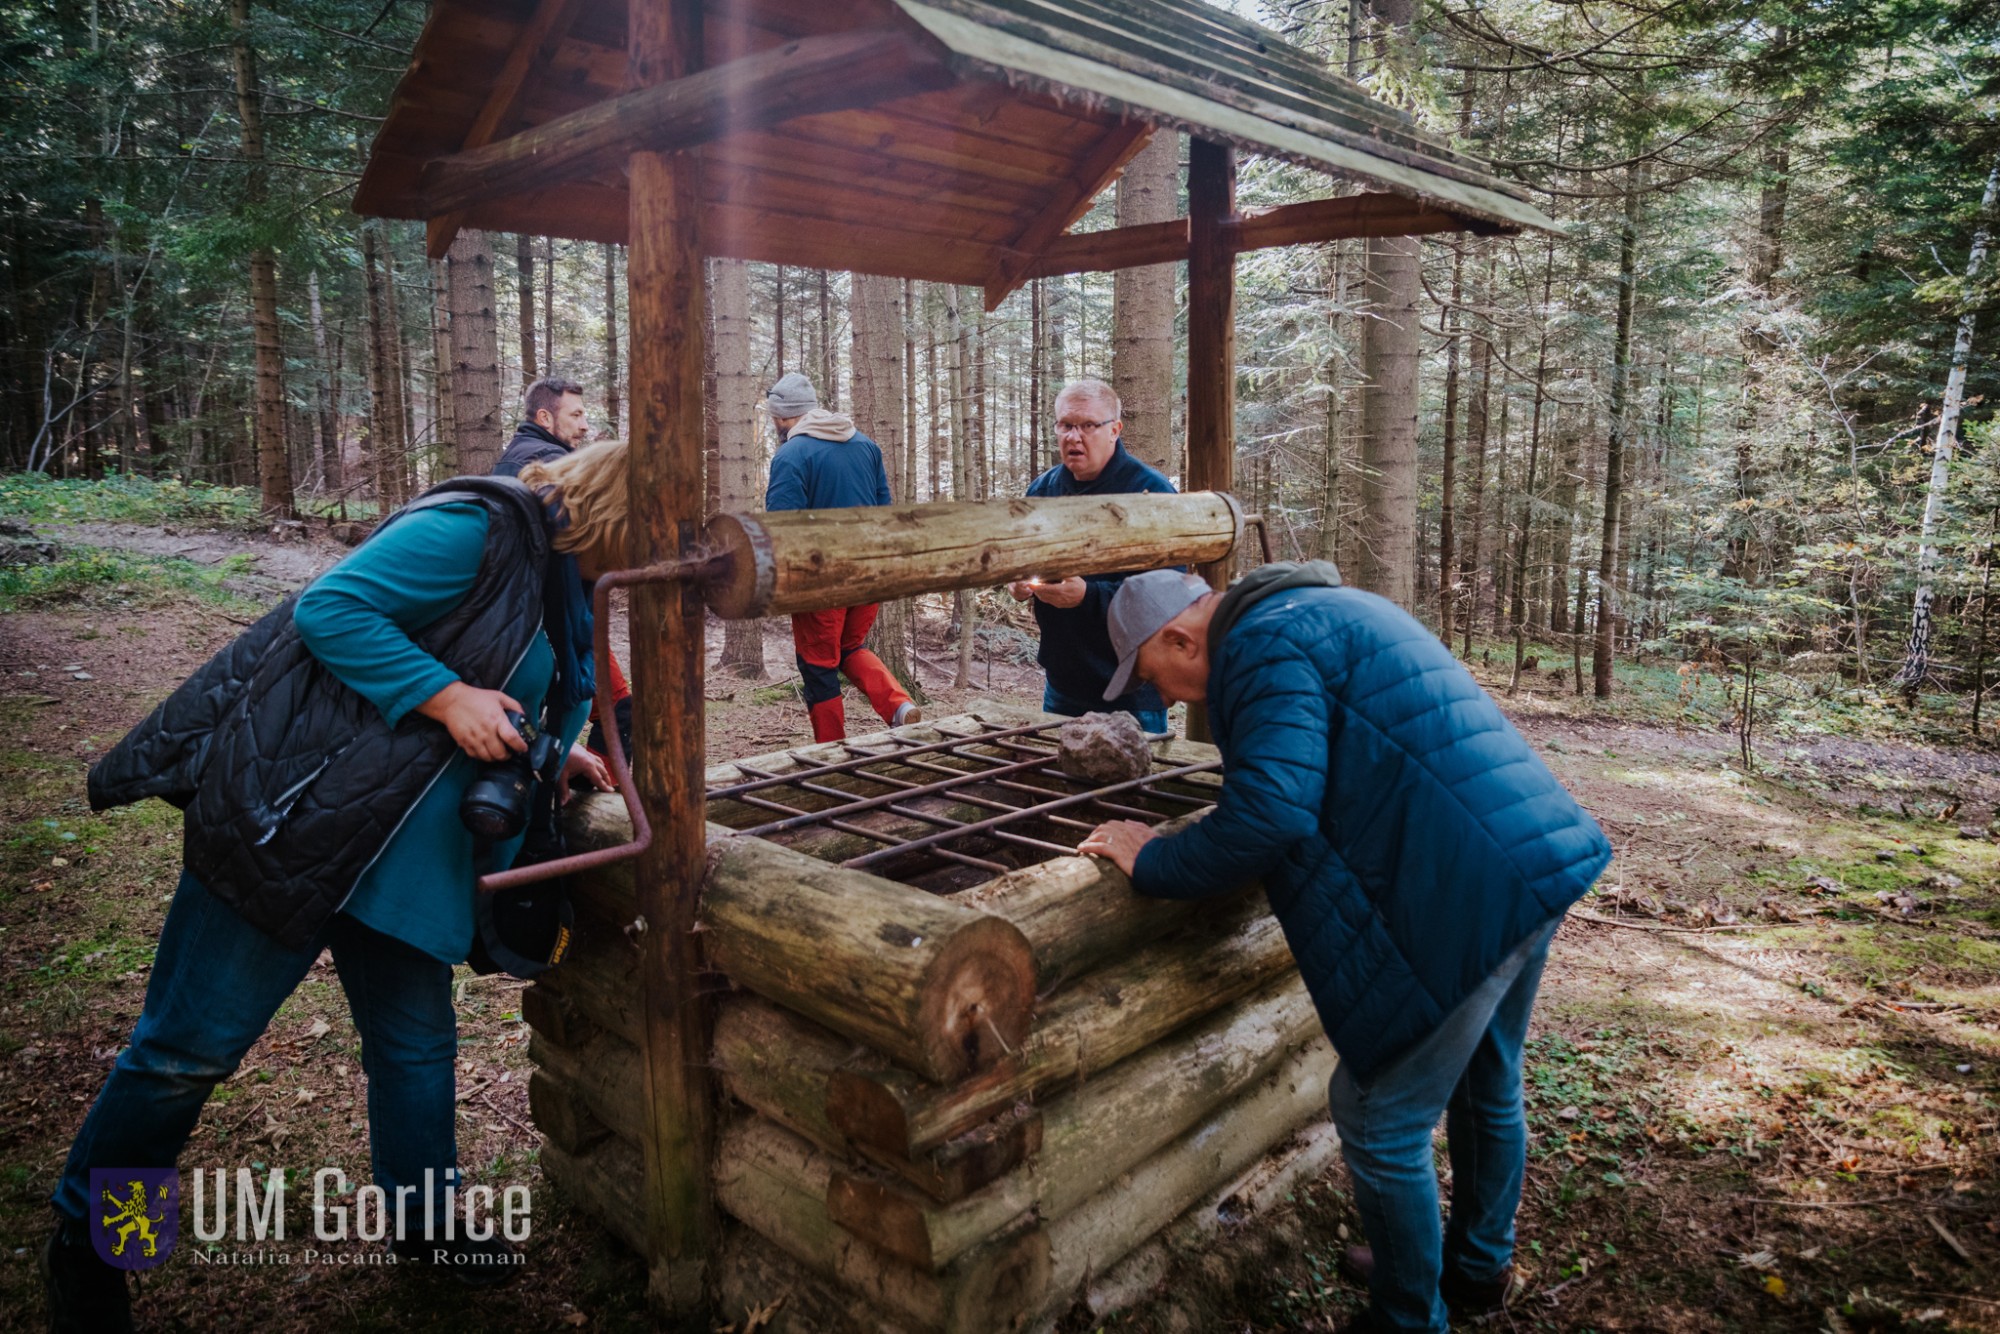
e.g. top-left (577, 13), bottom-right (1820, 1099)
top-left (88, 477), bottom-right (553, 947)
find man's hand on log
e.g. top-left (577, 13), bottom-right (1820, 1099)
top-left (1079, 819), bottom-right (1158, 876)
top-left (415, 681), bottom-right (527, 761)
top-left (1028, 576), bottom-right (1087, 609)
top-left (559, 746), bottom-right (615, 803)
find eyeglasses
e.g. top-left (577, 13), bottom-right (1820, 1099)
top-left (1054, 418), bottom-right (1115, 437)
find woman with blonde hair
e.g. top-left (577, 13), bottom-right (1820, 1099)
top-left (48, 451), bottom-right (627, 1331)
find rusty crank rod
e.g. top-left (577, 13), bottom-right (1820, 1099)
top-left (475, 490), bottom-right (1256, 892)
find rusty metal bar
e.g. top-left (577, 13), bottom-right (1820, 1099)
top-left (703, 720), bottom-right (1056, 801)
top-left (839, 760), bottom-right (1221, 871)
top-left (474, 555), bottom-right (718, 894)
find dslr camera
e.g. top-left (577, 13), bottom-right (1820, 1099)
top-left (459, 711), bottom-right (564, 842)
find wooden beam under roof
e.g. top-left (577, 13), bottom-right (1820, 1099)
top-left (979, 117), bottom-right (1153, 310)
top-left (988, 193), bottom-right (1516, 301)
top-left (425, 0), bottom-right (584, 260)
top-left (418, 28), bottom-right (955, 226)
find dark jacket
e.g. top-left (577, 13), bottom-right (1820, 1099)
top-left (88, 478), bottom-right (553, 948)
top-left (494, 422), bottom-right (570, 478)
top-left (765, 429), bottom-right (892, 512)
top-left (1133, 571), bottom-right (1611, 1081)
top-left (1023, 441), bottom-right (1177, 712)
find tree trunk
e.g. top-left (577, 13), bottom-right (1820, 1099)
top-left (517, 233), bottom-right (538, 387)
top-left (1112, 132), bottom-right (1179, 473)
top-left (1029, 278), bottom-right (1044, 479)
top-left (1897, 159), bottom-right (1999, 694)
top-left (230, 0), bottom-right (292, 516)
top-left (1438, 243), bottom-right (1463, 640)
top-left (603, 243), bottom-right (622, 437)
top-left (361, 228), bottom-right (406, 510)
top-left (926, 287), bottom-right (942, 503)
top-left (1460, 251), bottom-right (1494, 655)
top-left (819, 268), bottom-right (835, 407)
top-left (429, 258), bottom-right (454, 475)
top-left (949, 285), bottom-right (975, 688)
top-left (308, 270), bottom-right (342, 492)
top-left (447, 228), bottom-right (503, 473)
top-left (381, 237), bottom-right (414, 501)
top-left (971, 309), bottom-right (989, 501)
top-left (1318, 242), bottom-right (1349, 564)
top-left (1594, 164), bottom-right (1645, 698)
top-left (849, 273), bottom-right (921, 699)
top-left (714, 258), bottom-right (766, 679)
top-left (774, 264), bottom-right (786, 377)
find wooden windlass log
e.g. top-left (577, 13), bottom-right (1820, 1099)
top-left (700, 491), bottom-right (1243, 618)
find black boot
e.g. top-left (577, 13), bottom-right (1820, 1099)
top-left (41, 1212), bottom-right (134, 1334)
top-left (390, 1232), bottom-right (522, 1290)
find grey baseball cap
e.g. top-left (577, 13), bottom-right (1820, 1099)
top-left (766, 371), bottom-right (818, 417)
top-left (1103, 570), bottom-right (1211, 701)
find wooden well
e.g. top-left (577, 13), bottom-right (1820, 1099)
top-left (525, 704), bottom-right (1341, 1332)
top-left (355, 0), bottom-right (1562, 1317)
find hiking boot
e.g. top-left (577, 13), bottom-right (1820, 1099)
top-left (390, 1233), bottom-right (522, 1290)
top-left (1440, 1262), bottom-right (1515, 1313)
top-left (1337, 1246), bottom-right (1514, 1314)
top-left (892, 701), bottom-right (923, 727)
top-left (42, 1212), bottom-right (133, 1334)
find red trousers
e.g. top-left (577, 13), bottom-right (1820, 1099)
top-left (792, 604), bottom-right (910, 742)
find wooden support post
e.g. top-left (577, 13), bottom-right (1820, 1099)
top-left (627, 0), bottom-right (714, 1318)
top-left (1184, 138), bottom-right (1236, 743)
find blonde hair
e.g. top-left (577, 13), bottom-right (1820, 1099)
top-left (520, 440), bottom-right (629, 562)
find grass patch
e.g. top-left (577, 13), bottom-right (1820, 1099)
top-left (0, 473), bottom-right (265, 529)
top-left (0, 546), bottom-right (266, 613)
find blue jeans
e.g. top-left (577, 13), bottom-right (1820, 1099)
top-left (1041, 681), bottom-right (1168, 735)
top-left (1327, 920), bottom-right (1559, 1333)
top-left (53, 870), bottom-right (458, 1233)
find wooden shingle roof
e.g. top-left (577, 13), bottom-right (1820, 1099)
top-left (353, 0), bottom-right (1555, 290)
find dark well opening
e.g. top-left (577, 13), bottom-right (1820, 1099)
top-left (703, 717), bottom-right (1221, 893)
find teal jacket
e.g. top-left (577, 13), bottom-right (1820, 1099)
top-left (1133, 577), bottom-right (1610, 1080)
top-left (289, 504), bottom-right (589, 962)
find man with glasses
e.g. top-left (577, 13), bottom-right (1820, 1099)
top-left (1008, 378), bottom-right (1177, 731)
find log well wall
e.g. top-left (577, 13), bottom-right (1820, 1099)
top-left (526, 706), bottom-right (1338, 1333)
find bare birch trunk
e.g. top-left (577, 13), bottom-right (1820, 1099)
top-left (1897, 159), bottom-right (1999, 695)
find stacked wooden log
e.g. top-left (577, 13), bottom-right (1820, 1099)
top-left (526, 708), bottom-right (1338, 1333)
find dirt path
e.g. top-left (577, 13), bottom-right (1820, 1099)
top-left (5, 540), bottom-right (2000, 1331)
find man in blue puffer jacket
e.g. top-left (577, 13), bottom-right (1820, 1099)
top-left (1081, 561), bottom-right (1610, 1334)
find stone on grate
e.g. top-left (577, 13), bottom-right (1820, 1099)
top-left (1057, 712), bottom-right (1153, 787)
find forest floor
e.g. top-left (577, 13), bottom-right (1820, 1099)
top-left (3, 497), bottom-right (2000, 1333)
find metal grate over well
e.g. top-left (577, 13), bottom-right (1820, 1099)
top-left (704, 718), bottom-right (1221, 892)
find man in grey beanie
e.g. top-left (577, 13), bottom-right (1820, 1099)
top-left (763, 373), bottom-right (919, 742)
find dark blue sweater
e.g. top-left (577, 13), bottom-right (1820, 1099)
top-left (1023, 442), bottom-right (1178, 712)
top-left (765, 429), bottom-right (892, 512)
top-left (1133, 585), bottom-right (1611, 1080)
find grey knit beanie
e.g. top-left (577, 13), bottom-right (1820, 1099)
top-left (766, 372), bottom-right (818, 418)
